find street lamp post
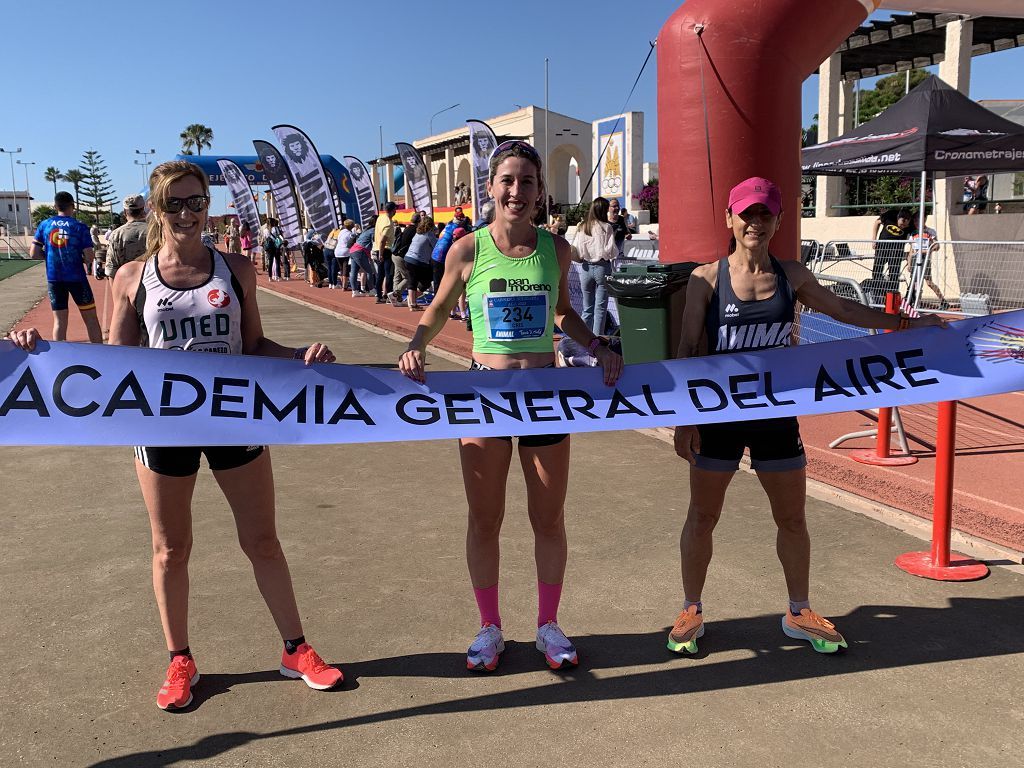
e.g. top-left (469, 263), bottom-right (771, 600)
top-left (134, 148), bottom-right (155, 187)
top-left (0, 147), bottom-right (23, 234)
top-left (16, 160), bottom-right (35, 203)
top-left (429, 103), bottom-right (460, 136)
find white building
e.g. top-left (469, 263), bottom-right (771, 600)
top-left (0, 191), bottom-right (32, 236)
top-left (371, 106), bottom-right (647, 218)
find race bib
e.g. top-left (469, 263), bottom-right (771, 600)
top-left (482, 292), bottom-right (548, 342)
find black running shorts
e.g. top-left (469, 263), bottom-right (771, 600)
top-left (695, 417), bottom-right (806, 473)
top-left (133, 445), bottom-right (265, 477)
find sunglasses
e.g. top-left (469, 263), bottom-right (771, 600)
top-left (489, 140), bottom-right (541, 164)
top-left (162, 195), bottom-right (210, 214)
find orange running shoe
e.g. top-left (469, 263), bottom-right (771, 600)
top-left (156, 655), bottom-right (199, 710)
top-left (279, 643), bottom-right (344, 690)
top-left (782, 608), bottom-right (848, 653)
top-left (667, 605), bottom-right (705, 654)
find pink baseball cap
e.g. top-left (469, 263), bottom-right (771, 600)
top-left (728, 177), bottom-right (782, 216)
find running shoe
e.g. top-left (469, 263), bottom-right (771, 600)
top-left (536, 621), bottom-right (579, 669)
top-left (156, 655), bottom-right (199, 710)
top-left (467, 623), bottom-right (505, 672)
top-left (782, 608), bottom-right (848, 653)
top-left (279, 643), bottom-right (344, 690)
top-left (667, 605), bottom-right (705, 654)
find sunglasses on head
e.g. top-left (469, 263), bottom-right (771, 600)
top-left (162, 195), bottom-right (210, 214)
top-left (489, 140), bottom-right (541, 163)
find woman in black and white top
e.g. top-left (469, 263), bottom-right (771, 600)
top-left (573, 196), bottom-right (617, 334)
top-left (108, 161), bottom-right (345, 709)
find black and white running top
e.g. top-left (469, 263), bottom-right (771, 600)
top-left (135, 248), bottom-right (244, 353)
top-left (706, 255), bottom-right (796, 354)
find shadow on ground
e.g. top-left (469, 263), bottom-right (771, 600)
top-left (89, 595), bottom-right (1024, 767)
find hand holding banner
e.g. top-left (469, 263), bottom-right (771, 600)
top-left (2, 313), bottom-right (1021, 446)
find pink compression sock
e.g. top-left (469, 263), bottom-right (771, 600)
top-left (473, 584), bottom-right (501, 628)
top-left (538, 581), bottom-right (563, 627)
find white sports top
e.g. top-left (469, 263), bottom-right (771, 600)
top-left (135, 248), bottom-right (244, 354)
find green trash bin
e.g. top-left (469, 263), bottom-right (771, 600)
top-left (607, 262), bottom-right (694, 364)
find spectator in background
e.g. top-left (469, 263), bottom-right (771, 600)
top-left (622, 205), bottom-right (638, 234)
top-left (333, 220), bottom-right (357, 291)
top-left (966, 174), bottom-right (988, 214)
top-left (240, 221), bottom-right (255, 270)
top-left (227, 219), bottom-right (241, 253)
top-left (323, 224), bottom-right (340, 288)
top-left (90, 224), bottom-right (108, 278)
top-left (303, 228), bottom-right (325, 287)
top-left (263, 220), bottom-right (287, 281)
top-left (373, 202), bottom-right (397, 303)
top-left (31, 191), bottom-right (103, 343)
top-left (872, 208), bottom-right (913, 297)
top-left (391, 213), bottom-right (419, 303)
top-left (431, 207), bottom-right (473, 297)
top-left (106, 194), bottom-right (149, 280)
top-left (574, 196), bottom-right (617, 334)
top-left (906, 216), bottom-right (949, 310)
top-left (404, 215), bottom-right (437, 311)
top-left (349, 215), bottom-right (378, 296)
top-left (607, 198), bottom-right (631, 259)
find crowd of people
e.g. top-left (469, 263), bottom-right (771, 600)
top-left (6, 143), bottom-right (949, 713)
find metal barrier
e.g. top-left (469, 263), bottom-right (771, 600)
top-left (1, 237), bottom-right (31, 260)
top-left (800, 239), bottom-right (820, 265)
top-left (621, 239), bottom-right (660, 263)
top-left (812, 238), bottom-right (1024, 317)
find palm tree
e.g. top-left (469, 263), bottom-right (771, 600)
top-left (61, 169), bottom-right (85, 201)
top-left (44, 167), bottom-right (63, 195)
top-left (180, 124), bottom-right (214, 156)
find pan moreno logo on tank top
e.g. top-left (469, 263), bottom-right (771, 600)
top-left (489, 277), bottom-right (552, 293)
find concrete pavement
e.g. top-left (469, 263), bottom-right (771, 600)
top-left (1, 288), bottom-right (1022, 768)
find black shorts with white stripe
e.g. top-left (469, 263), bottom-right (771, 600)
top-left (133, 445), bottom-right (265, 477)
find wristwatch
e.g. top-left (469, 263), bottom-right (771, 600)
top-left (588, 336), bottom-right (610, 355)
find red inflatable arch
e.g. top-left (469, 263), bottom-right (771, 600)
top-left (656, 0), bottom-right (1024, 264)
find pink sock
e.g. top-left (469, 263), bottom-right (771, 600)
top-left (473, 584), bottom-right (501, 628)
top-left (538, 581), bottom-right (563, 627)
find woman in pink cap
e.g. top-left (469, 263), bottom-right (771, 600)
top-left (666, 176), bottom-right (946, 657)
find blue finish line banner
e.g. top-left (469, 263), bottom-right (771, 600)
top-left (1, 313), bottom-right (1022, 447)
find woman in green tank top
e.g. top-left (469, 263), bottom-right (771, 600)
top-left (399, 141), bottom-right (622, 672)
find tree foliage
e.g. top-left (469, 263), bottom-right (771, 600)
top-left (77, 150), bottom-right (117, 226)
top-left (44, 167), bottom-right (62, 196)
top-left (32, 204), bottom-right (57, 227)
top-left (60, 169), bottom-right (85, 201)
top-left (639, 180), bottom-right (659, 224)
top-left (180, 124), bottom-right (214, 156)
top-left (856, 69), bottom-right (929, 124)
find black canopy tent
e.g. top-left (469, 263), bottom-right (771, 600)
top-left (801, 75), bottom-right (1024, 177)
top-left (802, 76), bottom-right (1024, 312)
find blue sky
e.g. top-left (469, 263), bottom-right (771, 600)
top-left (4, 1), bottom-right (1022, 215)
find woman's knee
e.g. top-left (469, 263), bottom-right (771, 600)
top-left (685, 505), bottom-right (722, 537)
top-left (467, 507), bottom-right (505, 540)
top-left (528, 507), bottom-right (566, 539)
top-left (773, 511), bottom-right (807, 535)
top-left (238, 532), bottom-right (285, 563)
top-left (153, 539), bottom-right (192, 570)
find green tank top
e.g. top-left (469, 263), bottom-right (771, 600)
top-left (466, 227), bottom-right (561, 355)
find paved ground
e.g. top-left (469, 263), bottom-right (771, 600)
top-left (1, 288), bottom-right (1022, 767)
